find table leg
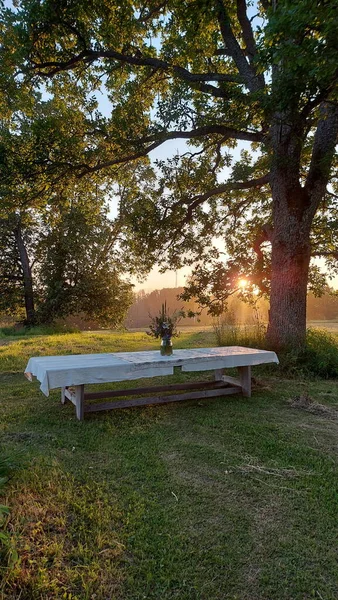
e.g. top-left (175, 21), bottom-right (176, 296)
top-left (75, 385), bottom-right (85, 420)
top-left (61, 387), bottom-right (66, 404)
top-left (214, 369), bottom-right (224, 381)
top-left (238, 366), bottom-right (251, 397)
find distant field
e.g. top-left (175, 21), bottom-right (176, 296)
top-left (2, 321), bottom-right (338, 337)
top-left (129, 321), bottom-right (338, 334)
top-left (307, 320), bottom-right (338, 332)
top-left (128, 325), bottom-right (214, 333)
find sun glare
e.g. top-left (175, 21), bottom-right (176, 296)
top-left (238, 278), bottom-right (248, 289)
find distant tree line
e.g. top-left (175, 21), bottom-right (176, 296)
top-left (2, 278), bottom-right (337, 330)
top-left (125, 288), bottom-right (212, 329)
top-left (123, 288), bottom-right (338, 330)
top-left (307, 290), bottom-right (338, 322)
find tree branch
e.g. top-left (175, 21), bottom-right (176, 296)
top-left (253, 225), bottom-right (272, 258)
top-left (326, 189), bottom-right (338, 200)
top-left (305, 102), bottom-right (338, 214)
top-left (142, 124), bottom-right (264, 144)
top-left (251, 225), bottom-right (272, 294)
top-left (236, 0), bottom-right (258, 61)
top-left (214, 0), bottom-right (264, 92)
top-left (300, 74), bottom-right (338, 121)
top-left (138, 2), bottom-right (167, 22)
top-left (178, 174), bottom-right (270, 223)
top-left (214, 47), bottom-right (248, 57)
top-left (312, 250), bottom-right (338, 260)
top-left (35, 124), bottom-right (263, 180)
top-left (31, 49), bottom-right (242, 99)
top-left (75, 140), bottom-right (164, 177)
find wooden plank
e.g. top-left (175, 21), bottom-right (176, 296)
top-left (84, 386), bottom-right (241, 413)
top-left (64, 388), bottom-right (76, 406)
top-left (214, 369), bottom-right (224, 381)
top-left (75, 385), bottom-right (85, 420)
top-left (222, 375), bottom-right (241, 388)
top-left (238, 365), bottom-right (251, 397)
top-left (84, 379), bottom-right (227, 401)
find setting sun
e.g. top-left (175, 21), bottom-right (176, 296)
top-left (238, 278), bottom-right (248, 289)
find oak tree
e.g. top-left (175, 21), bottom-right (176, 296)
top-left (2, 0), bottom-right (338, 346)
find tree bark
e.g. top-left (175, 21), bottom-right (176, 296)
top-left (267, 224), bottom-right (311, 349)
top-left (13, 221), bottom-right (36, 326)
top-left (266, 113), bottom-right (311, 349)
top-left (266, 103), bottom-right (338, 349)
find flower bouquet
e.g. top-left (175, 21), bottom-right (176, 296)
top-left (148, 302), bottom-right (184, 355)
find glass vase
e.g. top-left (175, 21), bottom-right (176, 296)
top-left (160, 337), bottom-right (173, 356)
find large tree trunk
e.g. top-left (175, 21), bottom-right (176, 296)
top-left (266, 103), bottom-right (338, 349)
top-left (267, 113), bottom-right (312, 349)
top-left (267, 224), bottom-right (311, 349)
top-left (13, 221), bottom-right (36, 326)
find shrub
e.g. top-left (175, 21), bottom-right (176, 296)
top-left (0, 323), bottom-right (81, 337)
top-left (269, 329), bottom-right (338, 379)
top-left (298, 328), bottom-right (338, 378)
top-left (214, 314), bottom-right (338, 379)
top-left (0, 326), bottom-right (20, 337)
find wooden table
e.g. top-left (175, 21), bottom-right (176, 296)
top-left (24, 347), bottom-right (279, 420)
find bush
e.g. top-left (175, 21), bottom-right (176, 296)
top-left (0, 326), bottom-right (20, 337)
top-left (214, 313), bottom-right (338, 379)
top-left (267, 329), bottom-right (338, 379)
top-left (296, 328), bottom-right (338, 378)
top-left (0, 323), bottom-right (81, 337)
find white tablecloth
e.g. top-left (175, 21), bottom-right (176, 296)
top-left (24, 347), bottom-right (279, 396)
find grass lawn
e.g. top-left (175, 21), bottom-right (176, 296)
top-left (1, 329), bottom-right (338, 599)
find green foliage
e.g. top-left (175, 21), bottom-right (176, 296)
top-left (259, 0), bottom-right (338, 112)
top-left (0, 72), bottom-right (136, 326)
top-left (0, 323), bottom-right (81, 337)
top-left (0, 183), bottom-right (134, 327)
top-left (35, 190), bottom-right (134, 327)
top-left (279, 329), bottom-right (338, 379)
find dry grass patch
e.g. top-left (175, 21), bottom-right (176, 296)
top-left (288, 394), bottom-right (338, 419)
top-left (1, 466), bottom-right (124, 600)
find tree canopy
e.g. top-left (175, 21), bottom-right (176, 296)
top-left (0, 180), bottom-right (134, 326)
top-left (1, 0), bottom-right (337, 346)
top-left (0, 92), bottom-right (134, 325)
